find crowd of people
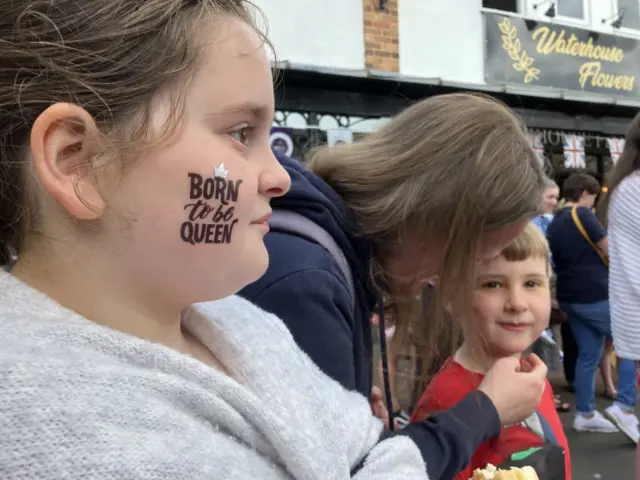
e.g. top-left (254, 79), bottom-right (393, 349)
top-left (0, 1), bottom-right (638, 479)
top-left (545, 173), bottom-right (638, 439)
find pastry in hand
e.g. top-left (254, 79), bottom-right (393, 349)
top-left (470, 463), bottom-right (539, 480)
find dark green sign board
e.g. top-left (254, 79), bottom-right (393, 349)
top-left (484, 13), bottom-right (640, 97)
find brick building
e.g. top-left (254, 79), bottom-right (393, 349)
top-left (254, 0), bottom-right (640, 184)
top-left (363, 0), bottom-right (399, 72)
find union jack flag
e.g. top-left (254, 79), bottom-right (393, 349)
top-left (606, 137), bottom-right (625, 165)
top-left (563, 134), bottom-right (586, 169)
top-left (527, 131), bottom-right (545, 165)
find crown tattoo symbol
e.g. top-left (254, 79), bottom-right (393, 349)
top-left (214, 162), bottom-right (228, 179)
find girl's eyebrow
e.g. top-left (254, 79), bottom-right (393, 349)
top-left (207, 101), bottom-right (272, 121)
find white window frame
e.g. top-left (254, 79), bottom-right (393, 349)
top-left (612, 0), bottom-right (640, 34)
top-left (526, 0), bottom-right (590, 27)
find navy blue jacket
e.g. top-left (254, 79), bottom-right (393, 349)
top-left (547, 206), bottom-right (608, 304)
top-left (239, 153), bottom-right (500, 479)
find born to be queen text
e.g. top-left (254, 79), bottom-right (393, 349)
top-left (180, 172), bottom-right (243, 245)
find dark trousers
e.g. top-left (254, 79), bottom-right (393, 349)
top-left (561, 321), bottom-right (578, 387)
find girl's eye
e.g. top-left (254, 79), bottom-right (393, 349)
top-left (482, 281), bottom-right (501, 289)
top-left (525, 280), bottom-right (540, 288)
top-left (230, 126), bottom-right (251, 145)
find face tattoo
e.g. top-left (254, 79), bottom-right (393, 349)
top-left (180, 162), bottom-right (243, 245)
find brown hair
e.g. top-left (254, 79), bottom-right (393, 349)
top-left (500, 222), bottom-right (549, 263)
top-left (598, 113), bottom-right (640, 226)
top-left (561, 173), bottom-right (600, 203)
top-left (0, 0), bottom-right (266, 266)
top-left (309, 93), bottom-right (546, 383)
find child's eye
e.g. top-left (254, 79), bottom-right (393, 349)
top-left (482, 281), bottom-right (501, 289)
top-left (230, 125), bottom-right (252, 146)
top-left (524, 280), bottom-right (541, 288)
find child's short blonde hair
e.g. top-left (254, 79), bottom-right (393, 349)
top-left (499, 222), bottom-right (549, 262)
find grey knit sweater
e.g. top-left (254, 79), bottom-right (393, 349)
top-left (0, 271), bottom-right (427, 479)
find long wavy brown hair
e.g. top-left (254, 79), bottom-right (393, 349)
top-left (308, 93), bottom-right (546, 386)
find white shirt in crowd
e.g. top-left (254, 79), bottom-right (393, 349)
top-left (609, 172), bottom-right (640, 360)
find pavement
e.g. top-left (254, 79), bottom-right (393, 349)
top-left (550, 373), bottom-right (637, 479)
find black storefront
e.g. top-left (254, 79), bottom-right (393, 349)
top-left (274, 12), bottom-right (640, 187)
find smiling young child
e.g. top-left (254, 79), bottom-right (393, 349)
top-left (411, 223), bottom-right (571, 480)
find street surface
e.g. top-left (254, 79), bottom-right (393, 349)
top-left (551, 374), bottom-right (636, 479)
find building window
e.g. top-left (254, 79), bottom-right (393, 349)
top-left (557, 0), bottom-right (586, 20)
top-left (615, 0), bottom-right (640, 30)
top-left (483, 0), bottom-right (519, 13)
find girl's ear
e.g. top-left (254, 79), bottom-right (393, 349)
top-left (30, 103), bottom-right (105, 220)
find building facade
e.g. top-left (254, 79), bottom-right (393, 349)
top-left (254, 0), bottom-right (640, 184)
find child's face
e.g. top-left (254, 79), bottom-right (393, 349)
top-left (471, 255), bottom-right (550, 357)
top-left (111, 19), bottom-right (291, 304)
top-left (30, 18), bottom-right (291, 307)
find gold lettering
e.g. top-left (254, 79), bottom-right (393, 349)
top-left (532, 26), bottom-right (625, 63)
top-left (533, 26), bottom-right (555, 54)
top-left (555, 30), bottom-right (567, 54)
top-left (580, 39), bottom-right (594, 59)
top-left (578, 61), bottom-right (635, 91)
top-left (568, 35), bottom-right (581, 56)
top-left (593, 46), bottom-right (603, 60)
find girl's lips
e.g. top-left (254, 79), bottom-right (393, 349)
top-left (252, 213), bottom-right (272, 224)
top-left (498, 323), bottom-right (531, 332)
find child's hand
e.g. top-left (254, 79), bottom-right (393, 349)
top-left (370, 386), bottom-right (398, 429)
top-left (370, 386), bottom-right (387, 423)
top-left (478, 354), bottom-right (547, 426)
